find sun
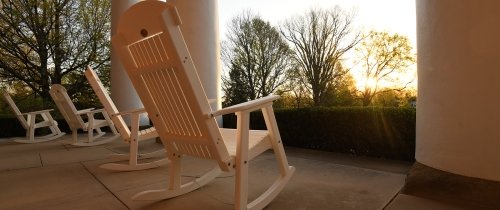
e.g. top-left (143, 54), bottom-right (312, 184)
top-left (353, 69), bottom-right (417, 92)
top-left (355, 77), bottom-right (378, 91)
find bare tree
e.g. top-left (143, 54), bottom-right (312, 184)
top-left (222, 12), bottom-right (294, 106)
top-left (281, 7), bottom-right (361, 106)
top-left (356, 31), bottom-right (416, 106)
top-left (0, 0), bottom-right (110, 101)
top-left (282, 66), bottom-right (312, 108)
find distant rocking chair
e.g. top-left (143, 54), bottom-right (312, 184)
top-left (2, 91), bottom-right (65, 143)
top-left (49, 84), bottom-right (119, 146)
top-left (85, 66), bottom-right (169, 171)
top-left (113, 1), bottom-right (295, 210)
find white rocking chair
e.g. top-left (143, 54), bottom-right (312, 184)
top-left (85, 66), bottom-right (169, 171)
top-left (113, 1), bottom-right (295, 210)
top-left (2, 91), bottom-right (65, 143)
top-left (49, 84), bottom-right (119, 146)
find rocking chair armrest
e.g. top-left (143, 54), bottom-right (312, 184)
top-left (210, 95), bottom-right (280, 117)
top-left (113, 107), bottom-right (147, 117)
top-left (77, 108), bottom-right (107, 118)
top-left (76, 108), bottom-right (95, 115)
top-left (22, 109), bottom-right (54, 115)
top-left (86, 108), bottom-right (107, 115)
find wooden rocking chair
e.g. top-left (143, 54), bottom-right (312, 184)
top-left (2, 91), bottom-right (65, 143)
top-left (49, 84), bottom-right (119, 146)
top-left (85, 66), bottom-right (169, 171)
top-left (112, 1), bottom-right (295, 209)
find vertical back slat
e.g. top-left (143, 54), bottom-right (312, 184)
top-left (162, 69), bottom-right (188, 135)
top-left (165, 69), bottom-right (195, 136)
top-left (114, 5), bottom-right (231, 167)
top-left (131, 33), bottom-right (203, 138)
top-left (169, 70), bottom-right (202, 136)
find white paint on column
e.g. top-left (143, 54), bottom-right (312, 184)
top-left (168, 0), bottom-right (223, 126)
top-left (416, 0), bottom-right (500, 181)
top-left (111, 0), bottom-right (148, 125)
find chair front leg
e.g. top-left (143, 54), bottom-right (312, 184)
top-left (87, 112), bottom-right (95, 143)
top-left (27, 113), bottom-right (36, 142)
top-left (262, 106), bottom-right (291, 176)
top-left (72, 128), bottom-right (78, 144)
top-left (235, 110), bottom-right (250, 210)
top-left (169, 153), bottom-right (182, 191)
top-left (129, 112), bottom-right (140, 166)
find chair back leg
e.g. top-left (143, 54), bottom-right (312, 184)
top-left (72, 129), bottom-right (78, 144)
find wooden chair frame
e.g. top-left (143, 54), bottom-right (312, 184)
top-left (49, 84), bottom-right (119, 146)
top-left (85, 67), bottom-right (169, 171)
top-left (113, 2), bottom-right (295, 210)
top-left (2, 91), bottom-right (65, 143)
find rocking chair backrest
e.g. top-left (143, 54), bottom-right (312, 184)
top-left (85, 67), bottom-right (131, 139)
top-left (2, 91), bottom-right (28, 129)
top-left (49, 84), bottom-right (86, 130)
top-left (113, 1), bottom-right (231, 170)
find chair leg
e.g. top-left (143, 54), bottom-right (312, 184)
top-left (88, 127), bottom-right (94, 143)
top-left (262, 106), bottom-right (292, 176)
top-left (235, 161), bottom-right (249, 210)
top-left (27, 114), bottom-right (36, 142)
top-left (129, 113), bottom-right (141, 166)
top-left (41, 113), bottom-right (57, 136)
top-left (27, 128), bottom-right (35, 143)
top-left (235, 111), bottom-right (250, 210)
top-left (72, 129), bottom-right (78, 144)
top-left (169, 155), bottom-right (182, 190)
top-left (242, 106), bottom-right (295, 210)
top-left (129, 138), bottom-right (139, 166)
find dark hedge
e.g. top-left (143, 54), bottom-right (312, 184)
top-left (223, 107), bottom-right (416, 161)
top-left (0, 115), bottom-right (71, 138)
top-left (1, 107), bottom-right (416, 161)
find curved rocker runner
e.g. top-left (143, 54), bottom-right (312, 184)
top-left (113, 1), bottom-right (295, 209)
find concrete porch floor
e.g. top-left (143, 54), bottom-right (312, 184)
top-left (0, 134), bottom-right (488, 210)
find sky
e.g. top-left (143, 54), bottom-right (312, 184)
top-left (218, 0), bottom-right (417, 90)
top-left (218, 0), bottom-right (416, 43)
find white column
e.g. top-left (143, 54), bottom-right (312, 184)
top-left (416, 0), bottom-right (500, 181)
top-left (168, 0), bottom-right (223, 125)
top-left (111, 0), bottom-right (147, 125)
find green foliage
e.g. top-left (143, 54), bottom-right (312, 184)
top-left (372, 89), bottom-right (417, 108)
top-left (321, 70), bottom-right (360, 107)
top-left (356, 31), bottom-right (416, 106)
top-left (221, 10), bottom-right (418, 108)
top-left (273, 91), bottom-right (313, 109)
top-left (0, 87), bottom-right (55, 115)
top-left (223, 62), bottom-right (251, 107)
top-left (223, 107), bottom-right (416, 160)
top-left (0, 0), bottom-right (111, 101)
top-left (222, 12), bottom-right (293, 107)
